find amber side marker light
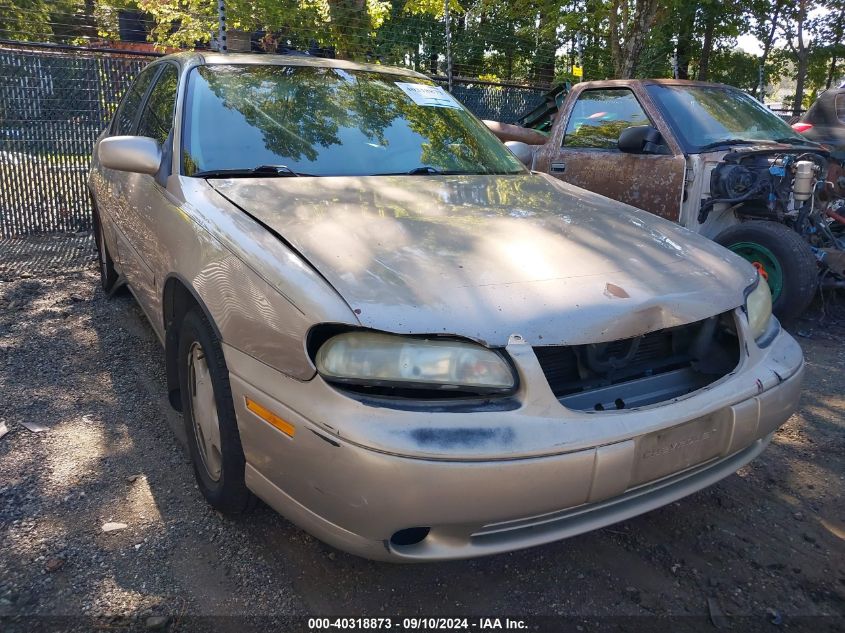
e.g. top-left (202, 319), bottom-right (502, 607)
top-left (245, 397), bottom-right (296, 438)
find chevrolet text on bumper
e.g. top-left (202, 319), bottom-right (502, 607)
top-left (87, 52), bottom-right (804, 562)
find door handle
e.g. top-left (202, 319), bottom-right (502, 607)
top-left (551, 161), bottom-right (566, 173)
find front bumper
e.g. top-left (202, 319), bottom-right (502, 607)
top-left (224, 321), bottom-right (804, 562)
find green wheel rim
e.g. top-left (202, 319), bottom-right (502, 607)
top-left (728, 241), bottom-right (783, 300)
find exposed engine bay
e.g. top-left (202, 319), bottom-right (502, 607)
top-left (701, 148), bottom-right (845, 282)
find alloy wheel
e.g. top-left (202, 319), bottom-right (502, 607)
top-left (188, 342), bottom-right (223, 481)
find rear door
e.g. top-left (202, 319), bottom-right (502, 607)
top-left (98, 64), bottom-right (160, 290)
top-left (539, 85), bottom-right (687, 221)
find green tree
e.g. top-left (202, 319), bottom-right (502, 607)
top-left (607, 0), bottom-right (664, 78)
top-left (0, 0), bottom-right (103, 43)
top-left (780, 0), bottom-right (821, 115)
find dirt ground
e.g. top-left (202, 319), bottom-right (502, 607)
top-left (0, 235), bottom-right (843, 632)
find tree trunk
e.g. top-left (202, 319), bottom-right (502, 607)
top-left (698, 14), bottom-right (715, 81)
top-left (610, 0), bottom-right (661, 78)
top-left (827, 57), bottom-right (838, 90)
top-left (675, 8), bottom-right (695, 80)
top-left (794, 52), bottom-right (809, 116)
top-left (791, 1), bottom-right (810, 117)
top-left (608, 0), bottom-right (622, 76)
top-left (827, 8), bottom-right (845, 89)
top-left (532, 4), bottom-right (557, 85)
top-left (84, 0), bottom-right (96, 30)
top-left (754, 3), bottom-right (782, 98)
top-left (505, 22), bottom-right (515, 80)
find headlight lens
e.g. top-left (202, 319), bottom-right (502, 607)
top-left (315, 331), bottom-right (516, 392)
top-left (746, 276), bottom-right (773, 341)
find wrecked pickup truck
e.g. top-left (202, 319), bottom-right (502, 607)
top-left (490, 79), bottom-right (845, 322)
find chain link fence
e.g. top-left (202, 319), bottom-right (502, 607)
top-left (438, 77), bottom-right (547, 123)
top-left (0, 44), bottom-right (150, 237)
top-left (0, 43), bottom-right (547, 237)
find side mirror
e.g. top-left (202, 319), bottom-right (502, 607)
top-left (98, 136), bottom-right (162, 175)
top-left (505, 141), bottom-right (535, 168)
top-left (617, 125), bottom-right (666, 155)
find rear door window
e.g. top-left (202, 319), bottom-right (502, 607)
top-left (113, 65), bottom-right (159, 136)
top-left (563, 88), bottom-right (650, 149)
top-left (138, 65), bottom-right (179, 144)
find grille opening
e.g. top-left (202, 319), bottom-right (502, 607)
top-left (534, 312), bottom-right (740, 411)
top-left (390, 527), bottom-right (431, 547)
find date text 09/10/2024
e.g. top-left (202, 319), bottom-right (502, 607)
top-left (307, 618), bottom-right (528, 630)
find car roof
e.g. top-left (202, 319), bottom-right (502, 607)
top-left (156, 51), bottom-right (429, 80)
top-left (577, 78), bottom-right (737, 90)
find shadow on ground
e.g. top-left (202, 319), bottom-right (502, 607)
top-left (0, 241), bottom-right (842, 633)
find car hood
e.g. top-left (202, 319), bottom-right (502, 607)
top-left (210, 173), bottom-right (755, 346)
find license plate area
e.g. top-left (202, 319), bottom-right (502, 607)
top-left (631, 410), bottom-right (732, 486)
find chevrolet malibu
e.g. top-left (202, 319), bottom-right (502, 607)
top-left (88, 53), bottom-right (804, 561)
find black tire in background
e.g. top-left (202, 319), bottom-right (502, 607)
top-left (92, 207), bottom-right (119, 293)
top-left (714, 220), bottom-right (818, 324)
top-left (177, 308), bottom-right (256, 514)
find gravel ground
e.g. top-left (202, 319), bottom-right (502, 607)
top-left (0, 234), bottom-right (843, 632)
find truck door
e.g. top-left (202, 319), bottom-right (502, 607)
top-left (539, 86), bottom-right (686, 221)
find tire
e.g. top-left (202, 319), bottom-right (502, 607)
top-left (178, 308), bottom-right (256, 514)
top-left (92, 206), bottom-right (119, 293)
top-left (714, 220), bottom-right (818, 323)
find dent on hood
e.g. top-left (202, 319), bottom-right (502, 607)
top-left (211, 174), bottom-right (755, 346)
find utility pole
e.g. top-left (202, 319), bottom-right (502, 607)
top-left (575, 33), bottom-right (583, 82)
top-left (671, 36), bottom-right (678, 79)
top-left (217, 0), bottom-right (227, 53)
top-left (444, 0), bottom-right (453, 91)
top-left (757, 61), bottom-right (765, 103)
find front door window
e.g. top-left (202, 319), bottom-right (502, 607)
top-left (563, 89), bottom-right (651, 150)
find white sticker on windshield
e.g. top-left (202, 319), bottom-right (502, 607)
top-left (395, 82), bottom-right (461, 109)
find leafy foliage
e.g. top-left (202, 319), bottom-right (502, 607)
top-left (5, 0), bottom-right (845, 110)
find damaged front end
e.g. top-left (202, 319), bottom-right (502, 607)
top-left (534, 310), bottom-right (741, 412)
top-left (699, 147), bottom-right (845, 288)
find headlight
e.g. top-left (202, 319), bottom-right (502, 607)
top-left (745, 275), bottom-right (773, 341)
top-left (315, 331), bottom-right (516, 393)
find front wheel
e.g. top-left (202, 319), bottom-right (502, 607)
top-left (714, 220), bottom-right (818, 323)
top-left (178, 308), bottom-right (256, 514)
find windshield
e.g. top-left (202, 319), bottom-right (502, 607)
top-left (181, 64), bottom-right (525, 177)
top-left (645, 84), bottom-right (808, 152)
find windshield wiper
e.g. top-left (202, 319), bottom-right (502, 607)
top-left (697, 139), bottom-right (767, 151)
top-left (192, 164), bottom-right (314, 178)
top-left (773, 137), bottom-right (818, 146)
top-left (369, 166), bottom-right (484, 176)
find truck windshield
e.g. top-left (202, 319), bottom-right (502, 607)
top-left (182, 64), bottom-right (525, 177)
top-left (645, 84), bottom-right (808, 152)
